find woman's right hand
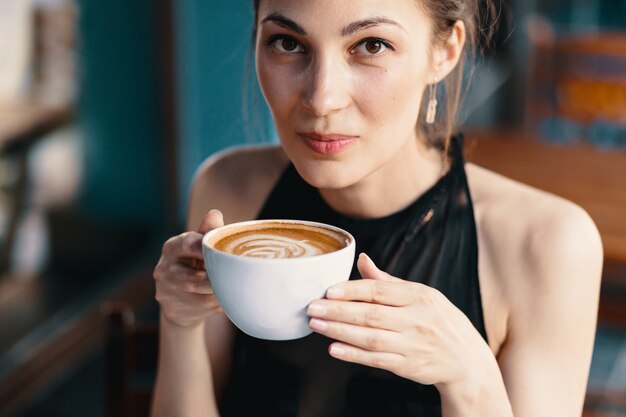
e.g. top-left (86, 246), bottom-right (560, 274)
top-left (154, 209), bottom-right (225, 328)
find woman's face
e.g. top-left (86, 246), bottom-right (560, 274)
top-left (255, 0), bottom-right (439, 189)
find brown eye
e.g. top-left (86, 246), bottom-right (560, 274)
top-left (352, 38), bottom-right (391, 56)
top-left (267, 36), bottom-right (303, 54)
top-left (281, 38), bottom-right (299, 52)
top-left (365, 40), bottom-right (382, 54)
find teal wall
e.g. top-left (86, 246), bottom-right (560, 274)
top-left (175, 0), bottom-right (274, 220)
top-left (76, 0), bottom-right (274, 227)
top-left (77, 0), bottom-right (164, 226)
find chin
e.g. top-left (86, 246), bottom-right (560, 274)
top-left (279, 134), bottom-right (371, 190)
top-left (291, 158), bottom-right (362, 190)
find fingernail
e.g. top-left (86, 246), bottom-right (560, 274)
top-left (364, 254), bottom-right (381, 271)
top-left (309, 318), bottom-right (328, 331)
top-left (326, 287), bottom-right (344, 299)
top-left (330, 345), bottom-right (346, 357)
top-left (307, 302), bottom-right (326, 317)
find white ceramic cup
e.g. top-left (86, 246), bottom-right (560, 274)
top-left (202, 219), bottom-right (355, 340)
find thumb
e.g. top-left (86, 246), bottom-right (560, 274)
top-left (197, 209), bottom-right (225, 234)
top-left (357, 253), bottom-right (401, 282)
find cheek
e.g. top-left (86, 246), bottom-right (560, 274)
top-left (257, 59), bottom-right (297, 120)
top-left (354, 65), bottom-right (426, 131)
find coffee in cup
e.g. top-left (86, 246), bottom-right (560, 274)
top-left (202, 219), bottom-right (355, 340)
top-left (210, 221), bottom-right (347, 259)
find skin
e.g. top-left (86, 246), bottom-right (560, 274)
top-left (151, 1), bottom-right (604, 416)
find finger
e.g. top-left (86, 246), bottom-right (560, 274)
top-left (307, 300), bottom-right (403, 331)
top-left (326, 279), bottom-right (415, 306)
top-left (166, 263), bottom-right (214, 295)
top-left (327, 342), bottom-right (404, 373)
top-left (357, 253), bottom-right (403, 282)
top-left (163, 232), bottom-right (204, 261)
top-left (197, 209), bottom-right (224, 234)
top-left (183, 275), bottom-right (214, 295)
top-left (308, 318), bottom-right (404, 354)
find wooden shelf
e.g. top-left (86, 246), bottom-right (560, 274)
top-left (465, 129), bottom-right (626, 264)
top-left (0, 101), bottom-right (73, 153)
top-left (0, 101), bottom-right (73, 273)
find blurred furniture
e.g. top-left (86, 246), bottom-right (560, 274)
top-left (0, 0), bottom-right (178, 415)
top-left (466, 129), bottom-right (626, 263)
top-left (0, 261), bottom-right (157, 417)
top-left (584, 410), bottom-right (626, 417)
top-left (0, 101), bottom-right (72, 274)
top-left (104, 302), bottom-right (158, 417)
top-left (585, 387), bottom-right (626, 416)
top-left (525, 21), bottom-right (626, 149)
top-left (0, 0), bottom-right (32, 103)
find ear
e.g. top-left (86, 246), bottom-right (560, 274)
top-left (431, 20), bottom-right (466, 81)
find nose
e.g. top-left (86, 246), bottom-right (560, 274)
top-left (301, 55), bottom-right (350, 116)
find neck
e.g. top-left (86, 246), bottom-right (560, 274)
top-left (318, 136), bottom-right (446, 219)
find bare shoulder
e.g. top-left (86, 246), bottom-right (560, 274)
top-left (465, 162), bottom-right (603, 321)
top-left (466, 163), bottom-right (603, 285)
top-left (187, 144), bottom-right (290, 230)
top-left (465, 162), bottom-right (604, 414)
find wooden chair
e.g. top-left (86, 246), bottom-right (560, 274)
top-left (103, 302), bottom-right (159, 417)
top-left (584, 387), bottom-right (626, 417)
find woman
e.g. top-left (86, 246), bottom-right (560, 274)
top-left (152, 0), bottom-right (603, 416)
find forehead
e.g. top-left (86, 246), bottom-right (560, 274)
top-left (257, 0), bottom-right (429, 35)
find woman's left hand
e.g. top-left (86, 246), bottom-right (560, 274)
top-left (307, 253), bottom-right (495, 393)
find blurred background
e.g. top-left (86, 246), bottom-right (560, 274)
top-left (0, 0), bottom-right (624, 416)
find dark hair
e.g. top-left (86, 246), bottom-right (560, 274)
top-left (251, 0), bottom-right (501, 154)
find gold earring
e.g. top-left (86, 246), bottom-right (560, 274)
top-left (426, 77), bottom-right (438, 124)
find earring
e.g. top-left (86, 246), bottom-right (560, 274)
top-left (426, 77), bottom-right (438, 124)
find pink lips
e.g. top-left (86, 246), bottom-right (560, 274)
top-left (298, 133), bottom-right (359, 155)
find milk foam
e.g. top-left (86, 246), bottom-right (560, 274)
top-left (221, 233), bottom-right (325, 259)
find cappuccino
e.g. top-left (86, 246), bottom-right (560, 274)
top-left (202, 219), bottom-right (355, 339)
top-left (210, 221), bottom-right (347, 259)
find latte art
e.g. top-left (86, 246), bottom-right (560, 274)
top-left (211, 223), bottom-right (347, 259)
top-left (222, 234), bottom-right (328, 259)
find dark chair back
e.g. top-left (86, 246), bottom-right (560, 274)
top-left (103, 302), bottom-right (159, 417)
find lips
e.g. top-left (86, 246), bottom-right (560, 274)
top-left (298, 133), bottom-right (359, 155)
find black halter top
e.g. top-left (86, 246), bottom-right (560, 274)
top-left (220, 135), bottom-right (488, 417)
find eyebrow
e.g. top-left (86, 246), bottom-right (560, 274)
top-left (260, 13), bottom-right (404, 37)
top-left (341, 17), bottom-right (404, 37)
top-left (261, 13), bottom-right (307, 36)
